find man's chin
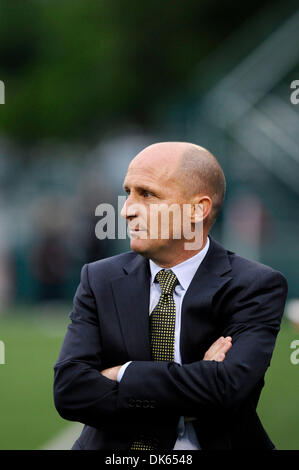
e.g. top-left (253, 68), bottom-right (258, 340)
top-left (130, 238), bottom-right (154, 257)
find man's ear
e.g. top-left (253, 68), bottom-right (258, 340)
top-left (191, 196), bottom-right (212, 224)
top-left (192, 203), bottom-right (204, 223)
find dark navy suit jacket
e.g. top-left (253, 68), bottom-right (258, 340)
top-left (53, 237), bottom-right (288, 449)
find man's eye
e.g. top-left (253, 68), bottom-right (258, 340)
top-left (143, 191), bottom-right (151, 198)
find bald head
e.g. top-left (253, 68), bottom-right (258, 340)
top-left (176, 143), bottom-right (226, 228)
top-left (131, 142), bottom-right (226, 228)
top-left (130, 142), bottom-right (184, 178)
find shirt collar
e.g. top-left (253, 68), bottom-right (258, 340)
top-left (149, 236), bottom-right (210, 291)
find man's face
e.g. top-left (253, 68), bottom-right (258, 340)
top-left (121, 151), bottom-right (189, 260)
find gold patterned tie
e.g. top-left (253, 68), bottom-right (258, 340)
top-left (130, 270), bottom-right (178, 450)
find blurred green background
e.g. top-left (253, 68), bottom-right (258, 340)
top-left (0, 0), bottom-right (298, 450)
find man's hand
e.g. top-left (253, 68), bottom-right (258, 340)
top-left (203, 336), bottom-right (232, 362)
top-left (100, 365), bottom-right (122, 381)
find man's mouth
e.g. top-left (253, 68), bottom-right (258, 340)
top-left (129, 227), bottom-right (147, 237)
top-left (129, 225), bottom-right (146, 231)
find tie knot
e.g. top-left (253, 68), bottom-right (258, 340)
top-left (155, 270), bottom-right (178, 295)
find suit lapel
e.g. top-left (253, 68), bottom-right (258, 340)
top-left (180, 237), bottom-right (233, 363)
top-left (111, 238), bottom-right (233, 364)
top-left (111, 255), bottom-right (152, 361)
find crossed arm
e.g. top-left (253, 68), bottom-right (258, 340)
top-left (54, 264), bottom-right (288, 426)
top-left (101, 336), bottom-right (233, 380)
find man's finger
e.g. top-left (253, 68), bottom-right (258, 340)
top-left (215, 352), bottom-right (225, 362)
top-left (205, 336), bottom-right (231, 356)
top-left (203, 336), bottom-right (232, 361)
top-left (205, 336), bottom-right (225, 357)
top-left (100, 365), bottom-right (122, 381)
top-left (213, 340), bottom-right (232, 361)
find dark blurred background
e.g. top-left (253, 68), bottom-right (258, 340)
top-left (0, 0), bottom-right (298, 450)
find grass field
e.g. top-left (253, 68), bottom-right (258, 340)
top-left (0, 303), bottom-right (298, 450)
top-left (0, 303), bottom-right (72, 450)
top-left (257, 319), bottom-right (299, 450)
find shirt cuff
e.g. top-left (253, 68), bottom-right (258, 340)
top-left (117, 361), bottom-right (132, 382)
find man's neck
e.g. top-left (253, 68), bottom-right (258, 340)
top-left (150, 236), bottom-right (208, 268)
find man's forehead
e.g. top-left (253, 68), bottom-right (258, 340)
top-left (123, 164), bottom-right (172, 188)
top-left (123, 161), bottom-right (184, 196)
top-left (126, 147), bottom-right (183, 181)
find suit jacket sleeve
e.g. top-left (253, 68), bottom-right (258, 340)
top-left (117, 269), bottom-right (288, 415)
top-left (53, 264), bottom-right (125, 428)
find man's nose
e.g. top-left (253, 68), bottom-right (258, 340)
top-left (120, 196), bottom-right (137, 219)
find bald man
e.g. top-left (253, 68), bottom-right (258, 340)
top-left (54, 142), bottom-right (288, 450)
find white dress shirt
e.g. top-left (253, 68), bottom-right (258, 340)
top-left (117, 237), bottom-right (210, 449)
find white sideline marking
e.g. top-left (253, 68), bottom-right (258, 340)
top-left (40, 422), bottom-right (84, 450)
